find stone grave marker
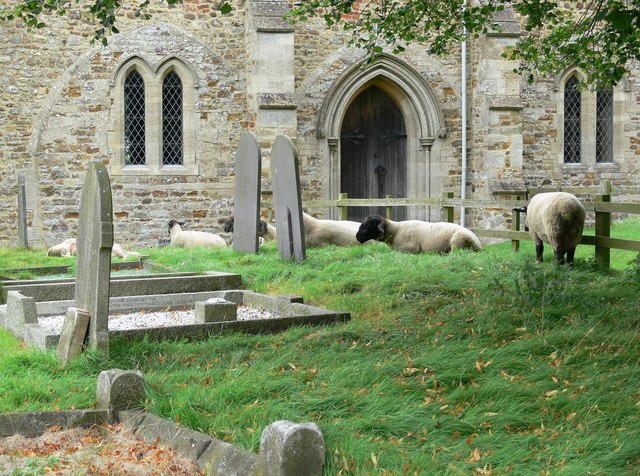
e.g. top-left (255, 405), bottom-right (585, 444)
top-left (73, 160), bottom-right (114, 353)
top-left (271, 135), bottom-right (306, 261)
top-left (232, 131), bottom-right (262, 253)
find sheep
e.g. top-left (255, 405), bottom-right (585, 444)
top-left (222, 216), bottom-right (277, 242)
top-left (223, 214), bottom-right (359, 247)
top-left (47, 238), bottom-right (77, 257)
top-left (513, 192), bottom-right (585, 265)
top-left (168, 220), bottom-right (227, 248)
top-left (355, 215), bottom-right (483, 253)
top-left (47, 238), bottom-right (141, 259)
top-left (301, 212), bottom-right (361, 247)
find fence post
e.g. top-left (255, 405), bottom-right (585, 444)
top-left (595, 181), bottom-right (612, 270)
top-left (511, 194), bottom-right (523, 253)
top-left (338, 193), bottom-right (348, 221)
top-left (385, 195), bottom-right (393, 220)
top-left (443, 192), bottom-right (454, 223)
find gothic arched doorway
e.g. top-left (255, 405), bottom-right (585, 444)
top-left (340, 85), bottom-right (407, 222)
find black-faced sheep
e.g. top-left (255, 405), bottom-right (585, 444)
top-left (514, 192), bottom-right (585, 265)
top-left (356, 215), bottom-right (482, 253)
top-left (301, 212), bottom-right (360, 247)
top-left (168, 220), bottom-right (226, 248)
top-left (222, 216), bottom-right (277, 242)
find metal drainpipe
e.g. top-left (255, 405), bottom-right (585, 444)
top-left (460, 5), bottom-right (468, 227)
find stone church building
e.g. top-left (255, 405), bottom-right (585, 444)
top-left (1, 0), bottom-right (639, 248)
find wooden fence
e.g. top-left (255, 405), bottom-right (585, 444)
top-left (296, 182), bottom-right (640, 269)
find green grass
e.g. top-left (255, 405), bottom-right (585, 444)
top-left (1, 219), bottom-right (640, 474)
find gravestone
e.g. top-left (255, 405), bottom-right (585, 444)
top-left (232, 132), bottom-right (262, 253)
top-left (74, 160), bottom-right (114, 352)
top-left (271, 135), bottom-right (306, 262)
top-left (18, 172), bottom-right (28, 247)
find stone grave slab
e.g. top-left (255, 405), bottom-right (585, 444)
top-left (271, 135), bottom-right (306, 261)
top-left (74, 159), bottom-right (114, 352)
top-left (232, 131), bottom-right (262, 253)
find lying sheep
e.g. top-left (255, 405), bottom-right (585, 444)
top-left (222, 216), bottom-right (277, 242)
top-left (356, 215), bottom-right (482, 253)
top-left (47, 238), bottom-right (141, 259)
top-left (302, 212), bottom-right (360, 247)
top-left (514, 192), bottom-right (585, 265)
top-left (168, 220), bottom-right (226, 248)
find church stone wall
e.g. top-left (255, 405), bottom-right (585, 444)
top-left (1, 1), bottom-right (640, 249)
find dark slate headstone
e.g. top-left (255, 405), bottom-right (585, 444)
top-left (232, 131), bottom-right (262, 253)
top-left (271, 136), bottom-right (306, 261)
top-left (75, 160), bottom-right (114, 352)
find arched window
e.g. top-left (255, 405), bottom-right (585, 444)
top-left (124, 71), bottom-right (146, 166)
top-left (563, 76), bottom-right (581, 164)
top-left (596, 88), bottom-right (613, 163)
top-left (110, 57), bottom-right (198, 176)
top-left (162, 71), bottom-right (184, 165)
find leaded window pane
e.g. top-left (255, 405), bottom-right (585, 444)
top-left (564, 76), bottom-right (581, 164)
top-left (162, 71), bottom-right (183, 166)
top-left (124, 71), bottom-right (146, 165)
top-left (596, 88), bottom-right (613, 163)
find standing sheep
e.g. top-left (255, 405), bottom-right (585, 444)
top-left (168, 220), bottom-right (227, 248)
top-left (356, 215), bottom-right (482, 253)
top-left (514, 192), bottom-right (585, 265)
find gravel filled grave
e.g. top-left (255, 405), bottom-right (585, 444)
top-left (38, 305), bottom-right (279, 333)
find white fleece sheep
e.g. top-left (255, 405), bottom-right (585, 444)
top-left (47, 238), bottom-right (141, 259)
top-left (514, 192), bottom-right (585, 265)
top-left (356, 215), bottom-right (482, 253)
top-left (168, 220), bottom-right (226, 248)
top-left (302, 212), bottom-right (360, 247)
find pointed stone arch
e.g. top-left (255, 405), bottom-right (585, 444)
top-left (318, 54), bottom-right (447, 220)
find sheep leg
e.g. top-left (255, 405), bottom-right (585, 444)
top-left (566, 247), bottom-right (576, 266)
top-left (535, 241), bottom-right (544, 263)
top-left (553, 246), bottom-right (566, 265)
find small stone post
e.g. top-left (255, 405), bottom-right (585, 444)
top-left (255, 420), bottom-right (325, 476)
top-left (96, 369), bottom-right (146, 419)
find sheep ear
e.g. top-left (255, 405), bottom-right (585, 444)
top-left (377, 221), bottom-right (385, 233)
top-left (513, 207), bottom-right (527, 213)
top-left (178, 220), bottom-right (186, 226)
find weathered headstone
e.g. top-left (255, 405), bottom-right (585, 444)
top-left (256, 420), bottom-right (325, 476)
top-left (17, 172), bottom-right (28, 248)
top-left (232, 131), bottom-right (262, 253)
top-left (57, 307), bottom-right (90, 366)
top-left (96, 369), bottom-right (145, 416)
top-left (271, 135), bottom-right (306, 261)
top-left (74, 160), bottom-right (114, 352)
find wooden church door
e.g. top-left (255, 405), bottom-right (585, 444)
top-left (340, 85), bottom-right (407, 222)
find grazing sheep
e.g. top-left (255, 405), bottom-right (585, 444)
top-left (168, 220), bottom-right (226, 248)
top-left (222, 216), bottom-right (277, 241)
top-left (301, 212), bottom-right (361, 247)
top-left (47, 238), bottom-right (141, 259)
top-left (356, 215), bottom-right (482, 253)
top-left (514, 192), bottom-right (585, 265)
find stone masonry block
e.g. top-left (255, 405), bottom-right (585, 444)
top-left (195, 298), bottom-right (237, 323)
top-left (57, 307), bottom-right (90, 366)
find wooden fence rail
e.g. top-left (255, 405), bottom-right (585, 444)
top-left (292, 185), bottom-right (640, 269)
